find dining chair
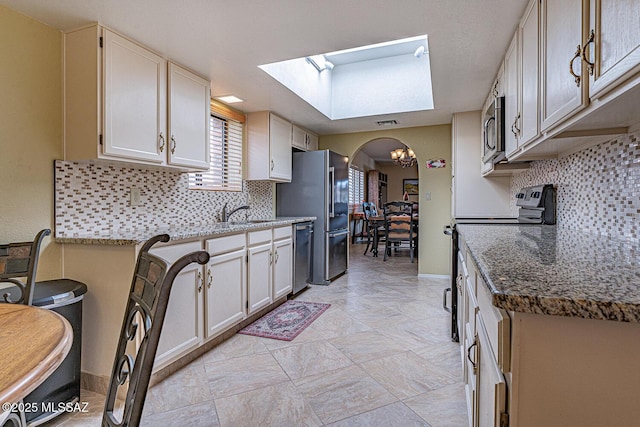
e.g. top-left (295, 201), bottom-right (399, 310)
top-left (0, 229), bottom-right (51, 306)
top-left (102, 234), bottom-right (210, 427)
top-left (383, 201), bottom-right (417, 262)
top-left (363, 202), bottom-right (385, 256)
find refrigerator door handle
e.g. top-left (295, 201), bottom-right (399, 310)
top-left (328, 166), bottom-right (335, 219)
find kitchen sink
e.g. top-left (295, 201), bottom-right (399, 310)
top-left (229, 219), bottom-right (274, 224)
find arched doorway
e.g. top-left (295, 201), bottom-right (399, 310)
top-left (349, 137), bottom-right (420, 263)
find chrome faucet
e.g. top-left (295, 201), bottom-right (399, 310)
top-left (221, 203), bottom-right (250, 222)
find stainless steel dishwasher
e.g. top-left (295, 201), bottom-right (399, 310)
top-left (293, 222), bottom-right (313, 294)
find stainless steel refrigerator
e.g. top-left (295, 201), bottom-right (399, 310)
top-left (276, 150), bottom-right (349, 285)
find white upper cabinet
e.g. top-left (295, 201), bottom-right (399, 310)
top-left (102, 29), bottom-right (166, 163)
top-left (64, 24), bottom-right (210, 171)
top-left (540, 0), bottom-right (588, 132)
top-left (519, 0), bottom-right (540, 147)
top-left (504, 32), bottom-right (520, 159)
top-left (246, 111), bottom-right (292, 182)
top-left (586, 0), bottom-right (640, 99)
top-left (167, 62), bottom-right (210, 169)
top-left (292, 124), bottom-right (319, 151)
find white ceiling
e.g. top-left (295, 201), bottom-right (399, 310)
top-left (1, 0), bottom-right (528, 135)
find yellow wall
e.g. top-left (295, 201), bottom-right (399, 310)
top-left (320, 124), bottom-right (452, 276)
top-left (0, 6), bottom-right (62, 279)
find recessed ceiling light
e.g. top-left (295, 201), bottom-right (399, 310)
top-left (216, 95), bottom-right (244, 104)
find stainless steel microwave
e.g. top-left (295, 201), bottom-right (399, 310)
top-left (482, 96), bottom-right (505, 164)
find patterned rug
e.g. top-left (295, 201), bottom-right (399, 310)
top-left (238, 300), bottom-right (331, 341)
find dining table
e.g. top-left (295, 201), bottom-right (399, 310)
top-left (0, 303), bottom-right (73, 408)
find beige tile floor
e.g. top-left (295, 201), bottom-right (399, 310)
top-left (45, 243), bottom-right (466, 426)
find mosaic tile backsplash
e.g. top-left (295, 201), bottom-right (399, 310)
top-left (511, 131), bottom-right (639, 242)
top-left (55, 160), bottom-right (273, 237)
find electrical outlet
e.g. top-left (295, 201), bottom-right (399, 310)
top-left (424, 191), bottom-right (431, 201)
top-left (130, 188), bottom-right (141, 206)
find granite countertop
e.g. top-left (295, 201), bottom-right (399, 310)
top-left (457, 224), bottom-right (640, 322)
top-left (55, 217), bottom-right (316, 246)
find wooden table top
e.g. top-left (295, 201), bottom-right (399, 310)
top-left (0, 303), bottom-right (73, 405)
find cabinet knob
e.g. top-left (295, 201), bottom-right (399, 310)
top-left (159, 132), bottom-right (165, 152)
top-left (170, 135), bottom-right (177, 155)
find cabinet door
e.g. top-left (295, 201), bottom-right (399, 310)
top-left (306, 132), bottom-right (319, 151)
top-left (247, 242), bottom-right (273, 314)
top-left (588, 0), bottom-right (640, 98)
top-left (519, 0), bottom-right (540, 146)
top-left (272, 238), bottom-right (293, 300)
top-left (205, 248), bottom-right (246, 339)
top-left (476, 315), bottom-right (508, 427)
top-left (103, 29), bottom-right (166, 163)
top-left (168, 62), bottom-right (211, 170)
top-left (292, 124), bottom-right (307, 150)
top-left (504, 31), bottom-right (520, 158)
top-left (540, 0), bottom-right (587, 132)
top-left (150, 242), bottom-right (204, 368)
top-left (269, 114), bottom-right (292, 181)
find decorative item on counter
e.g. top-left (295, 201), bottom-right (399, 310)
top-left (403, 191), bottom-right (409, 201)
top-left (426, 158), bottom-right (446, 168)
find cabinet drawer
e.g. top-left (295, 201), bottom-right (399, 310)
top-left (248, 229), bottom-right (272, 246)
top-left (476, 279), bottom-right (511, 373)
top-left (150, 241), bottom-right (202, 264)
top-left (206, 233), bottom-right (246, 256)
top-left (273, 225), bottom-right (292, 240)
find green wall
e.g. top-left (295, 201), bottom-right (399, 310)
top-left (0, 6), bottom-right (62, 279)
top-left (320, 124), bottom-right (452, 276)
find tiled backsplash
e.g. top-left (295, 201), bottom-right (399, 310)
top-left (512, 131), bottom-right (639, 242)
top-left (54, 160), bottom-right (273, 237)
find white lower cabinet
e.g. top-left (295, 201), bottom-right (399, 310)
top-left (247, 229), bottom-right (274, 314)
top-left (272, 226), bottom-right (293, 300)
top-left (205, 234), bottom-right (246, 339)
top-left (150, 241), bottom-right (205, 369)
top-left (459, 245), bottom-right (509, 427)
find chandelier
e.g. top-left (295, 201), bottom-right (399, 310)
top-left (390, 145), bottom-right (417, 168)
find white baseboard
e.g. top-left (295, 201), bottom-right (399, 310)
top-left (418, 273), bottom-right (450, 280)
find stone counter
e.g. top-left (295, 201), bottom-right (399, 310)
top-left (54, 217), bottom-right (316, 246)
top-left (457, 224), bottom-right (640, 322)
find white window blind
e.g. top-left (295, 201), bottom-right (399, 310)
top-left (189, 114), bottom-right (243, 191)
top-left (349, 167), bottom-right (365, 211)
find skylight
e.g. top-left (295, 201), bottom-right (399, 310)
top-left (259, 35), bottom-right (434, 120)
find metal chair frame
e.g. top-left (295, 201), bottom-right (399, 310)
top-left (102, 234), bottom-right (210, 427)
top-left (0, 229), bottom-right (51, 306)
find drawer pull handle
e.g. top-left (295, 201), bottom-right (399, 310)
top-left (159, 132), bottom-right (165, 152)
top-left (467, 339), bottom-right (478, 373)
top-left (197, 271), bottom-right (203, 292)
top-left (582, 29), bottom-right (595, 76)
top-left (569, 45), bottom-right (582, 87)
top-left (207, 269), bottom-right (213, 289)
top-left (442, 288), bottom-right (451, 313)
top-left (170, 135), bottom-right (177, 155)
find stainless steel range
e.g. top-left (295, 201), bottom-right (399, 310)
top-left (516, 184), bottom-right (556, 224)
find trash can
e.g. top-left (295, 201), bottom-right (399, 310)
top-left (3, 279), bottom-right (87, 426)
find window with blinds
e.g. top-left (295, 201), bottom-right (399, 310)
top-left (349, 167), bottom-right (365, 211)
top-left (189, 104), bottom-right (244, 191)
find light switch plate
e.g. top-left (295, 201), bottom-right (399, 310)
top-left (424, 191), bottom-right (431, 201)
top-left (130, 188), bottom-right (141, 206)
